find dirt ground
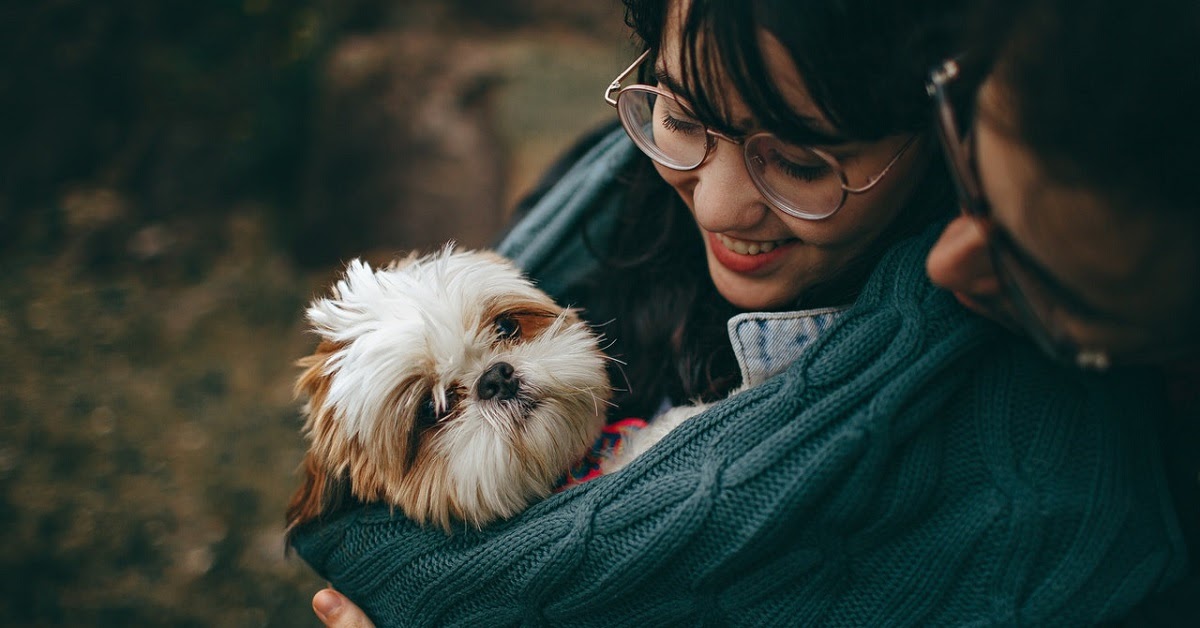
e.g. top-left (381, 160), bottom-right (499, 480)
top-left (0, 2), bottom-right (628, 625)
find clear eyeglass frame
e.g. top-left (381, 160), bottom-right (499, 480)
top-left (605, 49), bottom-right (917, 221)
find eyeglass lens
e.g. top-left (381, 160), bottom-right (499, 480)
top-left (616, 88), bottom-right (846, 219)
top-left (617, 88), bottom-right (707, 169)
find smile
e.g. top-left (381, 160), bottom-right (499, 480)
top-left (706, 232), bottom-right (798, 276)
top-left (715, 233), bottom-right (791, 255)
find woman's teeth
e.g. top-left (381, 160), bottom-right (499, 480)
top-left (716, 234), bottom-right (787, 255)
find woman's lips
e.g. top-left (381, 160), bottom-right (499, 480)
top-left (706, 231), bottom-right (797, 274)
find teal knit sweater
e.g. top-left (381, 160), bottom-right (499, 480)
top-left (291, 131), bottom-right (1187, 626)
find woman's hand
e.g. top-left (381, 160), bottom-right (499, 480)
top-left (313, 588), bottom-right (376, 628)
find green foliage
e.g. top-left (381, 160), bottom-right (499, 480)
top-left (0, 1), bottom-right (361, 221)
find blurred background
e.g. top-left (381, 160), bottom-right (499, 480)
top-left (0, 1), bottom-right (629, 625)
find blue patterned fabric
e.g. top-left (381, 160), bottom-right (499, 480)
top-left (727, 307), bottom-right (848, 388)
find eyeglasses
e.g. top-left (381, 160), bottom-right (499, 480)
top-left (926, 58), bottom-right (1113, 370)
top-left (605, 50), bottom-right (916, 221)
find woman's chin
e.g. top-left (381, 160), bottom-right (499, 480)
top-left (709, 268), bottom-right (802, 312)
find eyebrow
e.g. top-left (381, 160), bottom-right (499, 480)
top-left (653, 67), bottom-right (845, 145)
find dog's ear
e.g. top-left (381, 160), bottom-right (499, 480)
top-left (288, 341), bottom-right (353, 544)
top-left (285, 452), bottom-right (351, 541)
top-left (295, 340), bottom-right (339, 398)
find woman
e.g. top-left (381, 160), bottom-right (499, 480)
top-left (295, 0), bottom-right (1186, 625)
top-left (520, 0), bottom-right (954, 422)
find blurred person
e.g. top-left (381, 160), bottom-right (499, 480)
top-left (925, 0), bottom-right (1200, 370)
top-left (292, 0), bottom-right (1188, 625)
top-left (924, 0), bottom-right (1199, 624)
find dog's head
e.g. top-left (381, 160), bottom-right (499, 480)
top-left (286, 248), bottom-right (610, 532)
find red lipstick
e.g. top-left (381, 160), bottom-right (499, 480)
top-left (706, 232), bottom-right (796, 275)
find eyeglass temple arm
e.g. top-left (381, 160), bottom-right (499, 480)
top-left (604, 49), bottom-right (652, 107)
top-left (842, 134), bottom-right (920, 194)
top-left (840, 57), bottom-right (966, 195)
top-left (925, 56), bottom-right (986, 206)
top-left (925, 58), bottom-right (961, 97)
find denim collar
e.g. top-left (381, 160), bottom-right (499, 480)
top-left (727, 306), bottom-right (849, 388)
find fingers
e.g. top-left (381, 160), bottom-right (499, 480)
top-left (313, 588), bottom-right (376, 628)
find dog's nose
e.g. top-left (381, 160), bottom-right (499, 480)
top-left (477, 362), bottom-right (519, 401)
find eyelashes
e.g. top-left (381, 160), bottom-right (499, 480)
top-left (404, 386), bottom-right (459, 470)
top-left (414, 395), bottom-right (440, 431)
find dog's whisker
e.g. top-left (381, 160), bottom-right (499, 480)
top-left (606, 360), bottom-right (633, 397)
top-left (598, 336), bottom-right (621, 355)
top-left (589, 390), bottom-right (611, 415)
top-left (480, 403), bottom-right (519, 436)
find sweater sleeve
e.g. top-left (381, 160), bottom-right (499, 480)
top-left (492, 125), bottom-right (634, 301)
top-left (289, 232), bottom-right (1187, 627)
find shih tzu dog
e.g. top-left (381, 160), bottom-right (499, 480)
top-left (286, 247), bottom-right (612, 533)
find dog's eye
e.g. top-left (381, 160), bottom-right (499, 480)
top-left (494, 314), bottom-right (521, 340)
top-left (416, 396), bottom-right (439, 430)
top-left (415, 390), bottom-right (459, 430)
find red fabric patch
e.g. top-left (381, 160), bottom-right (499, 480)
top-left (555, 418), bottom-right (648, 491)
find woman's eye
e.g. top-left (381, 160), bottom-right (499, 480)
top-left (660, 112), bottom-right (703, 135)
top-left (769, 150), bottom-right (830, 182)
top-left (494, 315), bottom-right (521, 339)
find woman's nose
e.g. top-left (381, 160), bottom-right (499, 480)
top-left (689, 139), bottom-right (771, 232)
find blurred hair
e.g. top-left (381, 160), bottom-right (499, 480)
top-left (572, 0), bottom-right (963, 417)
top-left (968, 0), bottom-right (1200, 218)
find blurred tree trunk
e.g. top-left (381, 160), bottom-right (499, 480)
top-left (292, 33), bottom-right (508, 266)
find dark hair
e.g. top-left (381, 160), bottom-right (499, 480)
top-left (967, 0), bottom-right (1200, 218)
top-left (673, 1), bottom-right (963, 143)
top-left (576, 0), bottom-right (962, 417)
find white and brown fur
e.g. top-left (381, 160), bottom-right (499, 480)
top-left (286, 248), bottom-right (611, 533)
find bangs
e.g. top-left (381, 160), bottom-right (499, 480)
top-left (622, 0), bottom-right (950, 145)
top-left (669, 1), bottom-right (847, 146)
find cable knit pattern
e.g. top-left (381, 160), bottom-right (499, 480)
top-left (291, 131), bottom-right (1187, 626)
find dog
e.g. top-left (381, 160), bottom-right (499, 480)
top-left (286, 247), bottom-right (613, 532)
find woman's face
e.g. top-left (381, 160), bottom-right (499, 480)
top-left (926, 76), bottom-right (1199, 361)
top-left (652, 16), bottom-right (928, 311)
